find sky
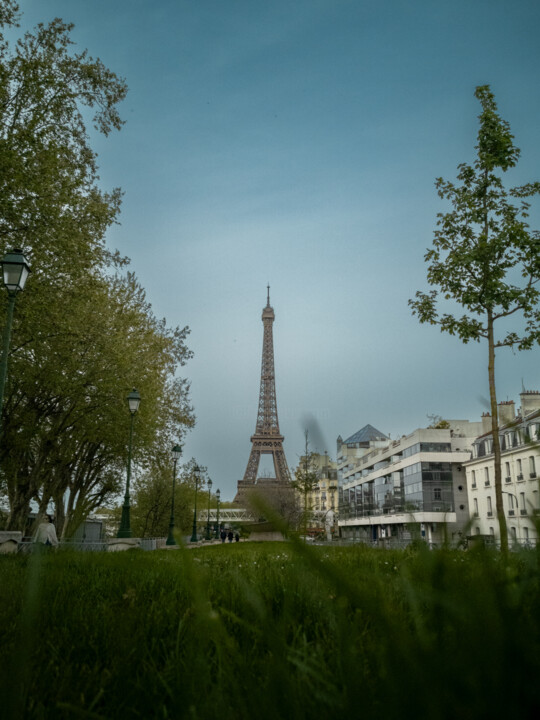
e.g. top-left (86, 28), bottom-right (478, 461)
top-left (13, 0), bottom-right (540, 500)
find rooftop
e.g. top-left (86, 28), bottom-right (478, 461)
top-left (343, 424), bottom-right (388, 445)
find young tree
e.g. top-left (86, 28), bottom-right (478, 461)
top-left (409, 86), bottom-right (540, 552)
top-left (292, 429), bottom-right (320, 539)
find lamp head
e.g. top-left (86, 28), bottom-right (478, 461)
top-left (127, 388), bottom-right (141, 414)
top-left (1, 248), bottom-right (31, 293)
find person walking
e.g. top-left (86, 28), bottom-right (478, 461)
top-left (235, 532), bottom-right (240, 542)
top-left (220, 528), bottom-right (226, 543)
top-left (34, 514), bottom-right (59, 548)
top-left (227, 530), bottom-right (233, 543)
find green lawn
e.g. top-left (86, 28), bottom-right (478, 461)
top-left (1, 541), bottom-right (539, 719)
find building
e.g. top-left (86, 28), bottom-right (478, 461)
top-left (465, 391), bottom-right (540, 546)
top-left (338, 420), bottom-right (483, 545)
top-left (294, 451), bottom-right (338, 522)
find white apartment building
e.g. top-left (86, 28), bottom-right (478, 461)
top-left (465, 391), bottom-right (540, 546)
top-left (338, 421), bottom-right (482, 545)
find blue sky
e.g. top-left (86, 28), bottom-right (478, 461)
top-left (16, 0), bottom-right (540, 499)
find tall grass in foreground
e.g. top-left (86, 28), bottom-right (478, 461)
top-left (0, 542), bottom-right (539, 719)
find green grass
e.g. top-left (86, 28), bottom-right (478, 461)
top-left (1, 542), bottom-right (539, 719)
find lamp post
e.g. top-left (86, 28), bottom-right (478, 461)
top-left (0, 248), bottom-right (31, 432)
top-left (215, 488), bottom-right (221, 539)
top-left (117, 388), bottom-right (141, 538)
top-left (205, 478), bottom-right (213, 540)
top-left (190, 464), bottom-right (201, 543)
top-left (166, 444), bottom-right (183, 546)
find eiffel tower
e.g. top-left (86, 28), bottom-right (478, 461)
top-left (235, 287), bottom-right (292, 504)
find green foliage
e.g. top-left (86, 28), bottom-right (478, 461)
top-left (0, 2), bottom-right (194, 534)
top-left (409, 86), bottom-right (540, 347)
top-left (0, 544), bottom-right (539, 718)
top-left (130, 457), bottom-right (214, 538)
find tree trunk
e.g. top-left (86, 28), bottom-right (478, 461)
top-left (487, 310), bottom-right (508, 553)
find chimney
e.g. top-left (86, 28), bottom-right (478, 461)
top-left (498, 401), bottom-right (515, 425)
top-left (481, 412), bottom-right (492, 434)
top-left (520, 391), bottom-right (540, 417)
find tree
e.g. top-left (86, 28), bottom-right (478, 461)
top-left (292, 430), bottom-right (320, 538)
top-left (0, 3), bottom-right (194, 534)
top-left (130, 457), bottom-right (210, 539)
top-left (410, 85), bottom-right (540, 553)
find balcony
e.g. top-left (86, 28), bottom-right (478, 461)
top-left (517, 474), bottom-right (524, 482)
top-left (487, 511), bottom-right (493, 517)
top-left (505, 476), bottom-right (511, 484)
top-left (508, 510), bottom-right (515, 516)
top-left (520, 509), bottom-right (527, 516)
top-left (484, 480), bottom-right (490, 487)
top-left (530, 473), bottom-right (537, 480)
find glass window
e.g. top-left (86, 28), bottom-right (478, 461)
top-left (529, 456), bottom-right (536, 477)
top-left (487, 496), bottom-right (492, 513)
top-left (484, 468), bottom-right (490, 485)
top-left (472, 470), bottom-right (476, 487)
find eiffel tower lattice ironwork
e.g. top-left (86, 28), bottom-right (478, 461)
top-left (235, 287), bottom-right (291, 502)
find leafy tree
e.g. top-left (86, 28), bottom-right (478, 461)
top-left (410, 85), bottom-right (540, 552)
top-left (0, 3), bottom-right (194, 534)
top-left (292, 430), bottom-right (320, 538)
top-left (130, 456), bottom-right (208, 539)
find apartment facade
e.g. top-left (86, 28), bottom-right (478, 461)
top-left (338, 421), bottom-right (482, 545)
top-left (294, 452), bottom-right (338, 528)
top-left (465, 391), bottom-right (540, 546)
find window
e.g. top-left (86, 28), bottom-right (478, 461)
top-left (489, 527), bottom-right (494, 536)
top-left (524, 527), bottom-right (529, 541)
top-left (434, 488), bottom-right (442, 500)
top-left (487, 496), bottom-right (493, 516)
top-left (529, 456), bottom-right (536, 478)
top-left (511, 527), bottom-right (517, 541)
top-left (520, 492), bottom-right (526, 514)
top-left (505, 462), bottom-right (511, 482)
top-left (471, 470), bottom-right (477, 488)
top-left (484, 468), bottom-right (490, 486)
top-left (473, 498), bottom-right (479, 517)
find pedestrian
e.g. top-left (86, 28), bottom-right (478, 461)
top-left (227, 530), bottom-right (233, 543)
top-left (34, 514), bottom-right (59, 548)
top-left (235, 532), bottom-right (240, 542)
top-left (220, 528), bottom-right (226, 543)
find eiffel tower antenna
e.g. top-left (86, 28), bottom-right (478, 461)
top-left (235, 288), bottom-right (291, 502)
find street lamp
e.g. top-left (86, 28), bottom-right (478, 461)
top-left (190, 464), bottom-right (201, 543)
top-left (205, 478), bottom-right (213, 540)
top-left (215, 488), bottom-right (221, 539)
top-left (166, 443), bottom-right (183, 546)
top-left (117, 388), bottom-right (141, 538)
top-left (0, 248), bottom-right (31, 431)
